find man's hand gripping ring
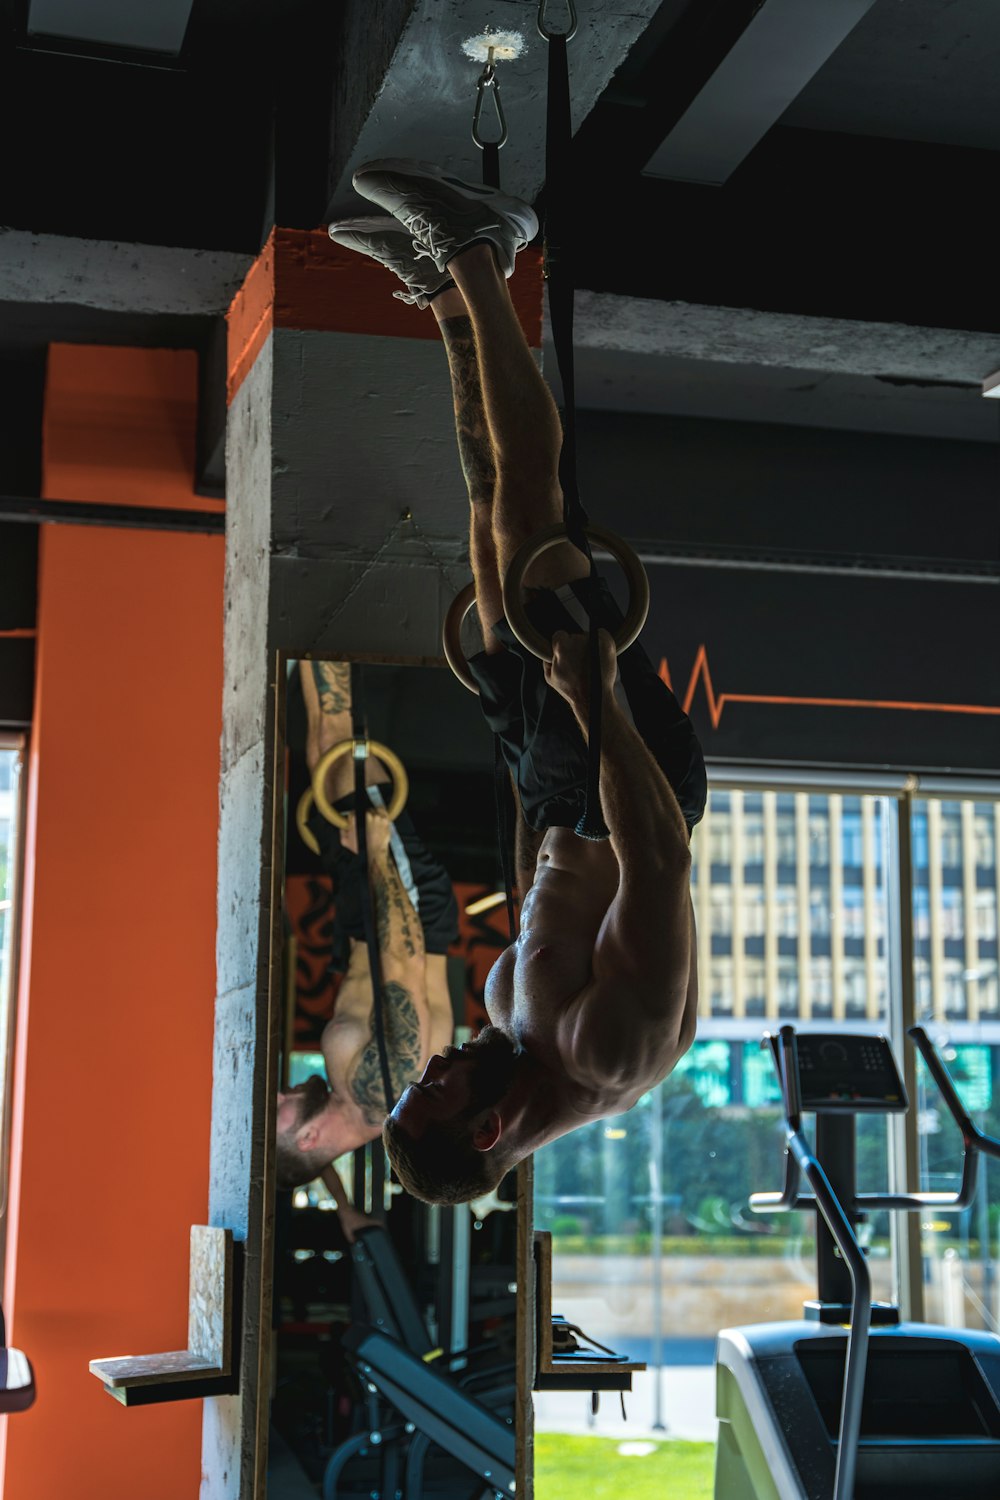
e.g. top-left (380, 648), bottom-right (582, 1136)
top-left (310, 739), bottom-right (409, 828)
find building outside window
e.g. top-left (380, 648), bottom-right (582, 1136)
top-left (975, 810), bottom-right (996, 869)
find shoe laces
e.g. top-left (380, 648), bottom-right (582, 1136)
top-left (406, 212), bottom-right (456, 266)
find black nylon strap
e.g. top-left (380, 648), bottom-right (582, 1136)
top-left (482, 140), bottom-right (501, 189)
top-left (544, 33), bottom-right (588, 551)
top-left (493, 734), bottom-right (517, 943)
top-left (543, 25), bottom-right (608, 839)
top-left (350, 664), bottom-right (396, 1113)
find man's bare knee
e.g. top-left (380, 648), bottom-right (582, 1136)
top-left (493, 475), bottom-right (562, 564)
top-left (469, 514), bottom-right (505, 648)
top-left (496, 521), bottom-right (590, 592)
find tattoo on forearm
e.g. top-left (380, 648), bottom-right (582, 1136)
top-left (311, 660), bottom-right (351, 716)
top-left (348, 980), bottom-right (421, 1124)
top-left (371, 861), bottom-right (419, 958)
top-left (440, 315), bottom-right (496, 505)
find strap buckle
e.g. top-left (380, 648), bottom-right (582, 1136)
top-left (537, 0), bottom-right (577, 41)
top-left (472, 54), bottom-right (508, 149)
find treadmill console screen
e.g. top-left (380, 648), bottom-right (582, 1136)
top-left (768, 1032), bottom-right (907, 1113)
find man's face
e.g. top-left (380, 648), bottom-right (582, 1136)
top-left (390, 1025), bottom-right (519, 1141)
top-left (276, 1074), bottom-right (329, 1141)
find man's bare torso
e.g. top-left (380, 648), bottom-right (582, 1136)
top-left (485, 827), bottom-right (695, 1118)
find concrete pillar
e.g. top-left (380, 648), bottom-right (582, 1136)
top-left (206, 227), bottom-right (542, 1495)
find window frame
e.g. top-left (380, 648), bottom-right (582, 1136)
top-left (702, 763), bottom-right (1000, 1321)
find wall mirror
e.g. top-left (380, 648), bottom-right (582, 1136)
top-left (268, 657), bottom-right (526, 1498)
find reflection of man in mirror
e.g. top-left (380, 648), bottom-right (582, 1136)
top-left (329, 161), bottom-right (707, 1204)
top-left (275, 660), bottom-right (458, 1192)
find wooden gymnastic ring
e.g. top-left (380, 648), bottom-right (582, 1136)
top-left (311, 739), bottom-right (409, 829)
top-left (296, 788), bottom-right (321, 856)
top-left (501, 522), bottom-right (650, 662)
top-left (443, 581), bottom-right (481, 695)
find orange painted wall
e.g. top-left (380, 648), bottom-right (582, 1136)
top-left (44, 344), bottom-right (223, 513)
top-left (1, 346), bottom-right (222, 1498)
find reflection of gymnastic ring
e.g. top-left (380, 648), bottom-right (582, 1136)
top-left (296, 788), bottom-right (321, 855)
top-left (501, 522), bottom-right (650, 662)
top-left (443, 581), bottom-right (481, 695)
top-left (311, 739), bottom-right (409, 829)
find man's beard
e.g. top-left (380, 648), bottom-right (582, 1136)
top-left (296, 1073), bottom-right (331, 1126)
top-left (461, 1025), bottom-right (521, 1115)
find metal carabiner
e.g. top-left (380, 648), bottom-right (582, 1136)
top-left (537, 0), bottom-right (577, 41)
top-left (472, 58), bottom-right (508, 149)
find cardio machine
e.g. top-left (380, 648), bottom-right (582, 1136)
top-left (715, 1025), bottom-right (1000, 1500)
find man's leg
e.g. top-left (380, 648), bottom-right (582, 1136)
top-left (345, 162), bottom-right (589, 599)
top-left (301, 660), bottom-right (390, 851)
top-left (444, 244), bottom-right (589, 591)
top-left (302, 660), bottom-right (355, 798)
top-left (431, 287), bottom-right (505, 651)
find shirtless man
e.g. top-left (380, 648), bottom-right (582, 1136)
top-left (275, 659), bottom-right (458, 1190)
top-left (329, 160), bottom-right (706, 1204)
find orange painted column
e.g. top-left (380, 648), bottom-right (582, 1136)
top-left (227, 225), bottom-right (543, 396)
top-left (1, 347), bottom-right (223, 1499)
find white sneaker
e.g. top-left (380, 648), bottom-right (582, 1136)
top-left (327, 216), bottom-right (455, 307)
top-left (351, 158), bottom-right (538, 278)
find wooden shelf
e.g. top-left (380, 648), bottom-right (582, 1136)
top-left (90, 1227), bottom-right (238, 1407)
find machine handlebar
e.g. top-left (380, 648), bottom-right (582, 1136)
top-left (749, 1024), bottom-right (997, 1216)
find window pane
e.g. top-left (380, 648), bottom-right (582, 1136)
top-left (691, 789), bottom-right (890, 1024)
top-left (915, 1037), bottom-right (1000, 1336)
top-left (912, 795), bottom-right (1000, 1335)
top-left (912, 798), bottom-right (1000, 1024)
top-left (534, 1047), bottom-right (813, 1438)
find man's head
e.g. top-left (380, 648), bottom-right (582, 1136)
top-left (382, 1025), bottom-right (523, 1205)
top-left (276, 1074), bottom-right (336, 1191)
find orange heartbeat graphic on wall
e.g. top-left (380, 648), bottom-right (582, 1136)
top-left (660, 646), bottom-right (1000, 731)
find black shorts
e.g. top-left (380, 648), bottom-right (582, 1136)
top-left (466, 574), bottom-right (707, 835)
top-left (306, 792), bottom-right (459, 975)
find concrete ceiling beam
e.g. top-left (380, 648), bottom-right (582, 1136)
top-left (0, 229), bottom-right (252, 316)
top-left (561, 290), bottom-right (1000, 387)
top-left (644, 0), bottom-right (879, 185)
top-left (325, 0), bottom-right (661, 219)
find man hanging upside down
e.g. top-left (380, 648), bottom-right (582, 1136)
top-left (275, 659), bottom-right (458, 1195)
top-left (328, 160), bottom-right (707, 1205)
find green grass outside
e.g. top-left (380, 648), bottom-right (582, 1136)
top-left (547, 1233), bottom-right (812, 1257)
top-left (535, 1434), bottom-right (716, 1499)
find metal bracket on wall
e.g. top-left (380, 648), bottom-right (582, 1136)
top-left (89, 1226), bottom-right (241, 1406)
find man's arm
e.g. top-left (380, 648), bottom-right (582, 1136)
top-left (319, 1162), bottom-right (382, 1243)
top-left (368, 814), bottom-right (427, 979)
top-left (592, 696), bottom-right (694, 1032)
top-left (424, 953), bottom-right (456, 1058)
top-left (513, 784), bottom-right (544, 898)
top-left (546, 630), bottom-right (696, 1067)
top-left (337, 815), bottom-right (428, 1126)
